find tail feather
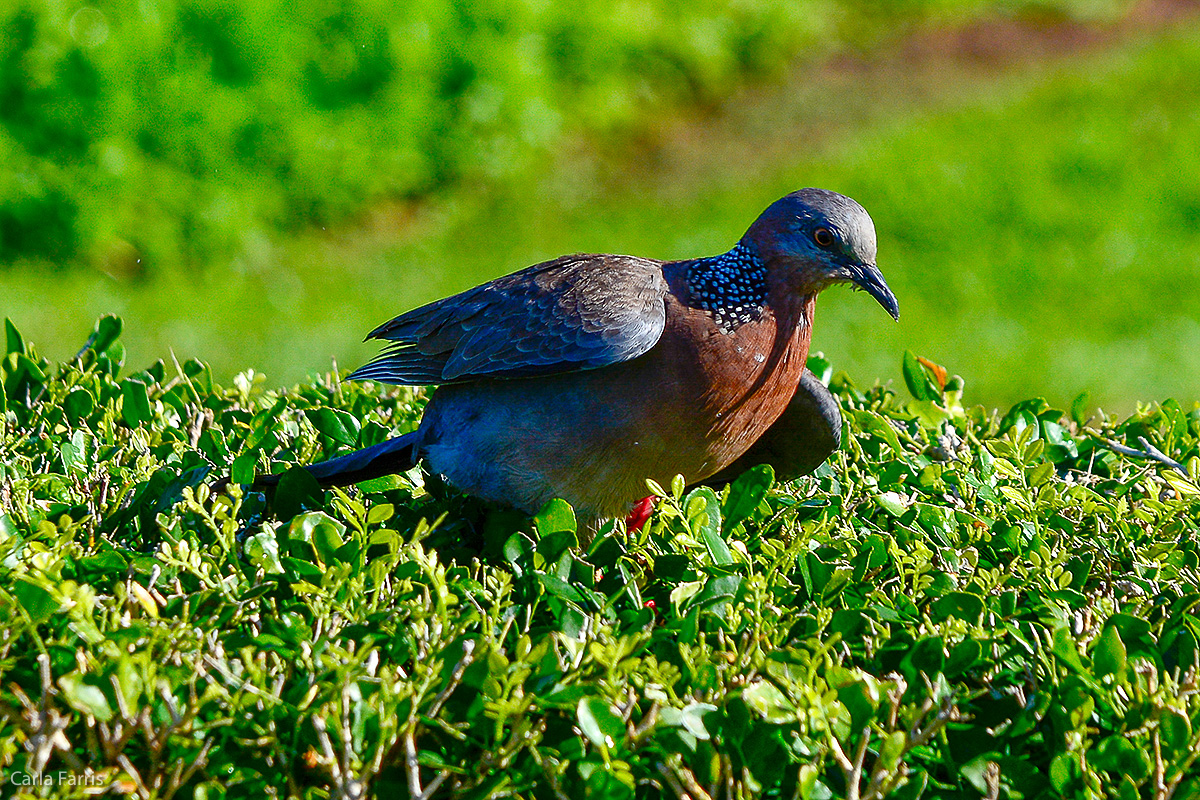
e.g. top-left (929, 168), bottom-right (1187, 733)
top-left (304, 432), bottom-right (420, 487)
top-left (212, 432), bottom-right (420, 495)
top-left (251, 432), bottom-right (420, 489)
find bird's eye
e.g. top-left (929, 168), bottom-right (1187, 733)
top-left (813, 228), bottom-right (835, 248)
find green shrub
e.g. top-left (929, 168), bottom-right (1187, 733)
top-left (1, 317), bottom-right (1198, 797)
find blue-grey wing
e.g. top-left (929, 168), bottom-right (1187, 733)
top-left (348, 254), bottom-right (669, 385)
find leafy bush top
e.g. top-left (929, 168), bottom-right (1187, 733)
top-left (1, 316), bottom-right (1199, 798)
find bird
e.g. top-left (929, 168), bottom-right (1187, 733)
top-left (285, 189), bottom-right (898, 524)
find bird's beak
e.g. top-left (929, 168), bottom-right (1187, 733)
top-left (849, 262), bottom-right (899, 321)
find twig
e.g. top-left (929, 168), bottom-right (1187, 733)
top-left (656, 763), bottom-right (690, 800)
top-left (313, 715), bottom-right (365, 800)
top-left (528, 735), bottom-right (572, 800)
top-left (1103, 437), bottom-right (1190, 479)
top-left (402, 729), bottom-right (450, 800)
top-left (984, 761), bottom-right (1001, 800)
top-left (427, 640), bottom-right (475, 718)
top-left (671, 759), bottom-right (714, 800)
top-left (162, 740), bottom-right (213, 800)
top-left (116, 753), bottom-right (150, 799)
top-left (1154, 729), bottom-right (1167, 800)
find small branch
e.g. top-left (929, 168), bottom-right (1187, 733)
top-left (630, 702), bottom-right (660, 743)
top-left (404, 730), bottom-right (423, 799)
top-left (984, 761), bottom-right (1001, 800)
top-left (313, 714), bottom-right (364, 800)
top-left (1103, 437), bottom-right (1190, 479)
top-left (116, 753), bottom-right (150, 800)
top-left (657, 763), bottom-right (689, 800)
top-left (427, 640), bottom-right (475, 718)
top-left (672, 762), bottom-right (715, 800)
top-left (529, 737), bottom-right (572, 800)
top-left (827, 731), bottom-right (855, 774)
top-left (162, 740), bottom-right (213, 800)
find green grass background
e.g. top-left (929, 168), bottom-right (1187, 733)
top-left (1, 0), bottom-right (1198, 412)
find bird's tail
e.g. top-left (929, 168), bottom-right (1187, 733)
top-left (253, 432), bottom-right (420, 489)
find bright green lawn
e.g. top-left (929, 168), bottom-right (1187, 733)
top-left (3, 21), bottom-right (1199, 411)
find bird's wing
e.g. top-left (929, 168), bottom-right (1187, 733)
top-left (348, 254), bottom-right (670, 385)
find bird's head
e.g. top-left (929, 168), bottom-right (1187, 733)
top-left (745, 188), bottom-right (899, 320)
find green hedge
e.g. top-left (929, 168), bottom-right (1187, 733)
top-left (2, 317), bottom-right (1199, 797)
top-left (0, 0), bottom-right (1134, 276)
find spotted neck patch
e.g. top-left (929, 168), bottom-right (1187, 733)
top-left (686, 242), bottom-right (768, 333)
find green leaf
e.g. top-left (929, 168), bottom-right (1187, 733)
top-left (538, 573), bottom-right (585, 604)
top-left (276, 466), bottom-right (325, 521)
top-left (88, 314), bottom-right (123, 355)
top-left (690, 574), bottom-right (741, 614)
top-left (4, 353), bottom-right (46, 404)
top-left (946, 638), bottom-right (982, 677)
top-left (503, 532), bottom-right (534, 577)
top-left (5, 318), bottom-right (24, 356)
top-left (244, 396), bottom-right (289, 451)
top-left (356, 474), bottom-right (406, 493)
top-left (961, 756), bottom-right (999, 794)
top-left (1092, 624), bottom-right (1127, 679)
top-left (1049, 752), bottom-right (1081, 793)
top-left (231, 451), bottom-right (259, 485)
top-left (931, 591), bottom-right (984, 624)
top-left (723, 464), bottom-right (774, 529)
top-left (576, 697), bottom-right (624, 748)
top-left (537, 529), bottom-right (578, 568)
top-left (64, 387), bottom-right (95, 424)
top-left (878, 730), bottom-right (906, 770)
top-left (306, 408), bottom-right (361, 449)
top-left (57, 673), bottom-right (114, 722)
top-left (806, 353), bottom-right (833, 385)
top-left (1050, 627), bottom-right (1089, 674)
top-left (245, 531), bottom-right (285, 574)
top-left (61, 429), bottom-right (89, 474)
top-left (120, 378), bottom-right (152, 427)
top-left (312, 521), bottom-right (347, 566)
top-left (289, 512), bottom-right (347, 566)
top-left (669, 580), bottom-right (705, 612)
top-left (899, 636), bottom-right (945, 682)
top-left (1161, 709), bottom-right (1192, 755)
top-left (852, 410), bottom-right (903, 455)
top-left (366, 503), bottom-right (394, 525)
top-left (742, 680), bottom-right (795, 724)
top-left (535, 498), bottom-right (577, 536)
top-left (1093, 735), bottom-right (1151, 779)
top-left (837, 678), bottom-right (880, 732)
top-left (13, 576), bottom-right (59, 623)
top-left (1071, 391), bottom-right (1091, 427)
top-left (902, 350), bottom-right (934, 401)
top-left (283, 557), bottom-right (324, 583)
top-left (686, 486), bottom-right (731, 565)
top-left (183, 358), bottom-right (213, 394)
top-left (909, 399), bottom-right (951, 428)
top-left (679, 702), bottom-right (717, 740)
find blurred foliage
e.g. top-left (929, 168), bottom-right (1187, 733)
top-left (0, 0), bottom-right (1135, 276)
top-left (0, 0), bottom-right (829, 273)
top-left (2, 317), bottom-right (1199, 797)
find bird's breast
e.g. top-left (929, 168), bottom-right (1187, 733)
top-left (657, 291), bottom-right (815, 478)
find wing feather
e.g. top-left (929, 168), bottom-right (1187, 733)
top-left (349, 254), bottom-right (669, 386)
